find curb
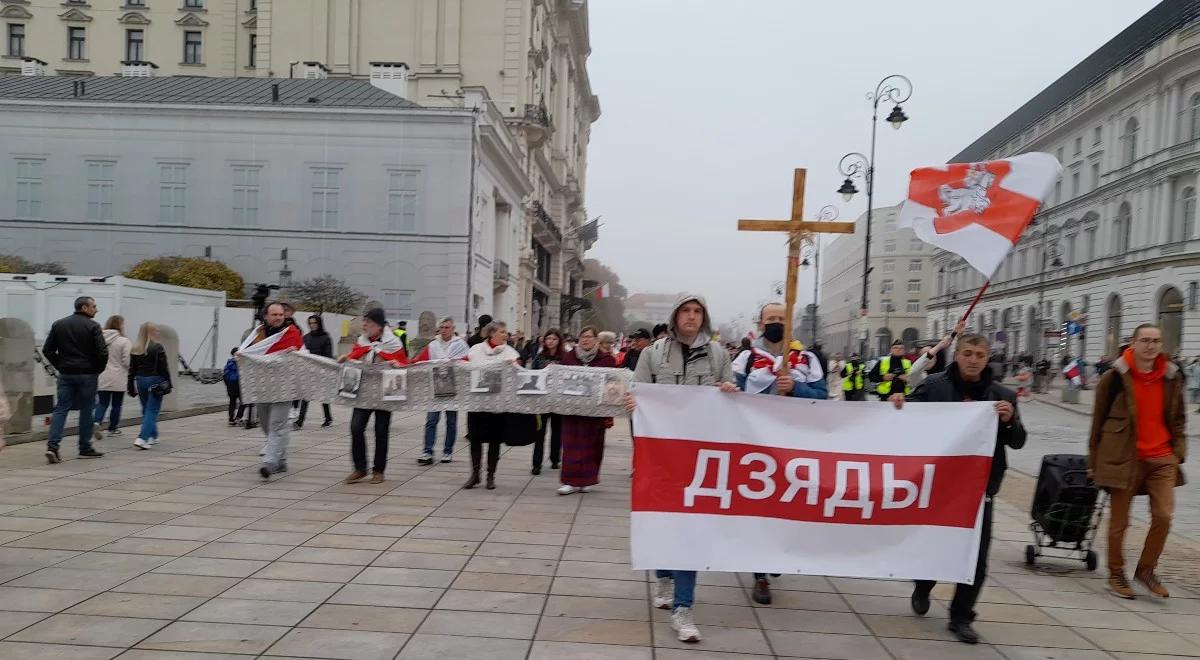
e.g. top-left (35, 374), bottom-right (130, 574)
top-left (3, 404), bottom-right (227, 446)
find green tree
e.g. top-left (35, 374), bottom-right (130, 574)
top-left (286, 275), bottom-right (367, 314)
top-left (0, 254), bottom-right (68, 275)
top-left (123, 256), bottom-right (245, 299)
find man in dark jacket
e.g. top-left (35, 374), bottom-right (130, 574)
top-left (43, 296), bottom-right (108, 463)
top-left (296, 314), bottom-right (334, 429)
top-left (624, 328), bottom-right (651, 372)
top-left (467, 314), bottom-right (492, 347)
top-left (891, 333), bottom-right (1026, 645)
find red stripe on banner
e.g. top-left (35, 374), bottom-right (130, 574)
top-left (632, 437), bottom-right (991, 528)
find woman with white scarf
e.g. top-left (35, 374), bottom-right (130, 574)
top-left (464, 321), bottom-right (521, 489)
top-left (338, 307), bottom-right (407, 484)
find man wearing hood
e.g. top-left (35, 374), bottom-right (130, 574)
top-left (296, 314), bottom-right (334, 429)
top-left (891, 333), bottom-right (1025, 645)
top-left (730, 301), bottom-right (827, 605)
top-left (628, 293), bottom-right (736, 644)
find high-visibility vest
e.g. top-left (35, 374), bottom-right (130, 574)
top-left (393, 328), bottom-right (408, 350)
top-left (876, 356), bottom-right (912, 396)
top-left (842, 363), bottom-right (864, 392)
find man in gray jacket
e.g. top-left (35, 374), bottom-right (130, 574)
top-left (628, 293), bottom-right (735, 644)
top-left (43, 296), bottom-right (108, 462)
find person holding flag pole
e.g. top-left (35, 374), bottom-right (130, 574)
top-left (889, 151), bottom-right (1059, 644)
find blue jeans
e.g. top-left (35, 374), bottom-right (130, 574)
top-left (136, 376), bottom-right (166, 441)
top-left (423, 411), bottom-right (457, 454)
top-left (655, 570), bottom-right (697, 609)
top-left (48, 374), bottom-right (99, 452)
top-left (94, 391), bottom-right (124, 431)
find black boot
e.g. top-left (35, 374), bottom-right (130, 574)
top-left (486, 443), bottom-right (499, 490)
top-left (463, 442), bottom-right (482, 489)
top-left (948, 620), bottom-right (980, 644)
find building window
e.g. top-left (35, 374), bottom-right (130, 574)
top-left (1114, 202), bottom-right (1131, 253)
top-left (7, 24), bottom-right (24, 58)
top-left (125, 29), bottom-right (144, 61)
top-left (909, 238), bottom-right (922, 251)
top-left (1091, 163), bottom-right (1100, 191)
top-left (882, 259), bottom-right (894, 273)
top-left (86, 161), bottom-right (114, 221)
top-left (906, 300), bottom-right (920, 313)
top-left (885, 217), bottom-right (897, 231)
top-left (127, 0), bottom-right (145, 5)
top-left (1122, 117), bottom-right (1138, 166)
top-left (247, 33), bottom-right (256, 67)
top-left (1190, 282), bottom-right (1199, 311)
top-left (232, 166), bottom-right (259, 226)
top-left (1085, 227), bottom-right (1096, 261)
top-left (1073, 136), bottom-right (1082, 156)
top-left (1053, 180), bottom-right (1061, 205)
top-left (183, 31), bottom-right (202, 64)
top-left (906, 279), bottom-right (921, 294)
top-left (882, 300), bottom-right (895, 313)
top-left (881, 279), bottom-right (893, 294)
top-left (1055, 147), bottom-right (1064, 163)
top-left (14, 159), bottom-right (43, 219)
top-left (249, 0), bottom-right (257, 9)
top-left (884, 239), bottom-right (896, 253)
top-left (159, 164), bottom-right (187, 224)
top-left (1093, 125), bottom-right (1102, 145)
top-left (908, 259), bottom-right (922, 272)
top-left (67, 27), bottom-right (86, 60)
top-left (533, 239), bottom-right (551, 284)
top-left (387, 170), bottom-right (419, 232)
top-left (1017, 249), bottom-right (1027, 277)
top-left (1191, 93), bottom-right (1200, 141)
top-left (1070, 171), bottom-right (1080, 198)
top-left (184, 0), bottom-right (204, 7)
top-left (1065, 233), bottom-right (1077, 266)
top-left (1176, 185), bottom-right (1195, 242)
top-left (382, 290), bottom-right (414, 319)
top-left (310, 167), bottom-right (340, 228)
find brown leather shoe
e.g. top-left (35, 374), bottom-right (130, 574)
top-left (1135, 569), bottom-right (1169, 598)
top-left (1108, 573), bottom-right (1135, 599)
top-left (370, 471), bottom-right (385, 484)
top-left (344, 471), bottom-right (367, 484)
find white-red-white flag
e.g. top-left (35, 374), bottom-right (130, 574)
top-left (897, 152), bottom-right (1061, 278)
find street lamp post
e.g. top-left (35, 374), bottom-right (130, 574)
top-left (1034, 223), bottom-right (1063, 361)
top-left (800, 205), bottom-right (838, 347)
top-left (836, 74), bottom-right (912, 359)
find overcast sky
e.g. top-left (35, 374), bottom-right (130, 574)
top-left (585, 0), bottom-right (1161, 327)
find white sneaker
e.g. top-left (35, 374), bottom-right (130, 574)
top-left (671, 606), bottom-right (702, 642)
top-left (133, 438), bottom-right (151, 450)
top-left (581, 486), bottom-right (592, 493)
top-left (557, 485), bottom-right (580, 495)
top-left (653, 577), bottom-right (674, 609)
top-left (147, 438), bottom-right (159, 446)
top-left (441, 453), bottom-right (453, 464)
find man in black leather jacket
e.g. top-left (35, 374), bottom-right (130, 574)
top-left (890, 332), bottom-right (1026, 645)
top-left (43, 296), bottom-right (108, 462)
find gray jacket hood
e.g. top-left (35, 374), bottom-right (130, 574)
top-left (668, 293), bottom-right (714, 348)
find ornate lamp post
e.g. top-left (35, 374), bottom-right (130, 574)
top-left (836, 74), bottom-right (913, 358)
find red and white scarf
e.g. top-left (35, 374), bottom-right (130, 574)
top-left (238, 323), bottom-right (304, 356)
top-left (415, 335), bottom-right (470, 362)
top-left (734, 346), bottom-right (824, 394)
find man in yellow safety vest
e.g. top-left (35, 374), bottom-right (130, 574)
top-left (841, 353), bottom-right (867, 401)
top-left (869, 339), bottom-right (912, 401)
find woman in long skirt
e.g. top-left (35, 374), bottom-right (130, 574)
top-left (530, 328), bottom-right (564, 475)
top-left (464, 321), bottom-right (521, 490)
top-left (557, 326), bottom-right (615, 495)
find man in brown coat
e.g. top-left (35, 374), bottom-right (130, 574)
top-left (1088, 323), bottom-right (1186, 599)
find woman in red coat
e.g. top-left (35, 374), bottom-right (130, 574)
top-left (557, 326), bottom-right (616, 495)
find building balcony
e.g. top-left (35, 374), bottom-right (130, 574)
top-left (530, 200), bottom-right (563, 246)
top-left (493, 259), bottom-right (510, 292)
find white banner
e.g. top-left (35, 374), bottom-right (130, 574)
top-left (630, 384), bottom-right (997, 583)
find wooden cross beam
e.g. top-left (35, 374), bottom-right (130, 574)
top-left (737, 169), bottom-right (857, 387)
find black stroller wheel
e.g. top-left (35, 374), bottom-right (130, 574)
top-left (1085, 551), bottom-right (1097, 571)
top-left (1025, 544), bottom-right (1036, 566)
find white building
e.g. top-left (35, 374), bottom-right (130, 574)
top-left (928, 0), bottom-right (1200, 360)
top-left (818, 205), bottom-right (936, 357)
top-left (0, 75), bottom-right (531, 329)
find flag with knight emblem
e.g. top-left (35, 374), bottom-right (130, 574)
top-left (897, 152), bottom-right (1062, 277)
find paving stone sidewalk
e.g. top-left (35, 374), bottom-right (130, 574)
top-left (1, 410), bottom-right (1199, 659)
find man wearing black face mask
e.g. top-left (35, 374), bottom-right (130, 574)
top-left (731, 301), bottom-right (827, 604)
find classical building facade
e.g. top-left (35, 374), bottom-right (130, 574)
top-left (0, 76), bottom-right (532, 329)
top-left (928, 0), bottom-right (1200, 360)
top-left (0, 0), bottom-right (600, 334)
top-left (818, 205), bottom-right (936, 357)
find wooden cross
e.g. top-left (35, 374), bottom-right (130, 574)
top-left (737, 168), bottom-right (855, 370)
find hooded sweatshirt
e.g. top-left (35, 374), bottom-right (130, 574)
top-left (98, 329), bottom-right (133, 392)
top-left (631, 293), bottom-right (733, 386)
top-left (1124, 347), bottom-right (1173, 459)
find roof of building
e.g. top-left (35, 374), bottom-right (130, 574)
top-left (952, 0), bottom-right (1200, 162)
top-left (0, 76), bottom-right (423, 109)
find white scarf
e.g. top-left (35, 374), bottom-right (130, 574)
top-left (428, 335), bottom-right (469, 360)
top-left (467, 340), bottom-right (520, 365)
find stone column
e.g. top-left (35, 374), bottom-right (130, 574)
top-left (0, 318), bottom-right (34, 435)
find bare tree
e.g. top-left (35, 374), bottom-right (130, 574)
top-left (286, 275), bottom-right (367, 314)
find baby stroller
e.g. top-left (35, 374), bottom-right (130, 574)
top-left (1026, 454), bottom-right (1106, 571)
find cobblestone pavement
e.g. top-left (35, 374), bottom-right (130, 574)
top-left (1, 408), bottom-right (1200, 659)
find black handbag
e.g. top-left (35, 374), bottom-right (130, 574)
top-left (149, 347), bottom-right (173, 397)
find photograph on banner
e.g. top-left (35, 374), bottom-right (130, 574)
top-left (600, 373), bottom-right (627, 405)
top-left (381, 369), bottom-right (408, 401)
top-left (516, 369), bottom-right (548, 395)
top-left (561, 372), bottom-right (596, 397)
top-left (432, 365), bottom-right (457, 398)
top-left (338, 366), bottom-right (362, 399)
top-left (470, 368), bottom-right (503, 394)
